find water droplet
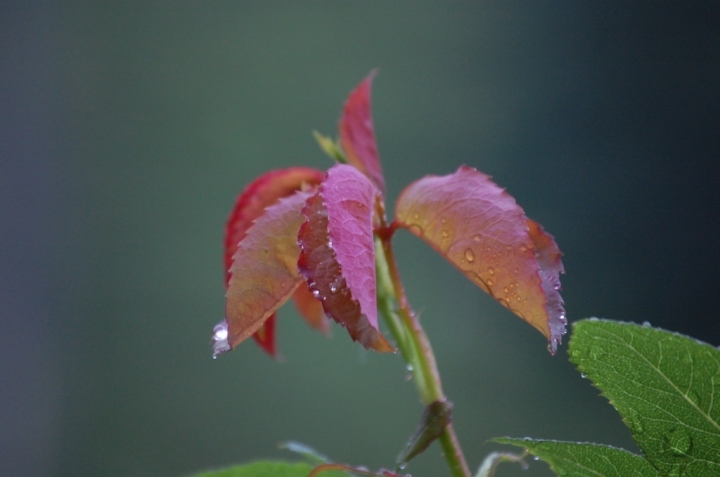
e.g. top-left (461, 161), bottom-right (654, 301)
top-left (441, 230), bottom-right (449, 238)
top-left (408, 224), bottom-right (423, 235)
top-left (642, 321), bottom-right (652, 327)
top-left (487, 279), bottom-right (494, 286)
top-left (211, 320), bottom-right (231, 358)
top-left (580, 373), bottom-right (586, 379)
top-left (312, 290), bottom-right (320, 298)
top-left (664, 428), bottom-right (692, 456)
top-left (327, 240), bottom-right (333, 248)
top-left (519, 245), bottom-right (527, 252)
top-left (406, 364), bottom-right (414, 372)
top-left (464, 248), bottom-right (475, 262)
top-left (533, 456), bottom-right (540, 461)
top-left (398, 463), bottom-right (406, 470)
top-left (503, 287), bottom-right (509, 294)
top-left (472, 234), bottom-right (482, 242)
top-left (329, 285), bottom-right (337, 293)
top-left (488, 267), bottom-right (495, 275)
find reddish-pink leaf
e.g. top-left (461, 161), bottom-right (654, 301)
top-left (395, 166), bottom-right (566, 353)
top-left (297, 176), bottom-right (393, 352)
top-left (339, 72), bottom-right (386, 194)
top-left (216, 190), bottom-right (315, 356)
top-left (223, 167), bottom-right (324, 356)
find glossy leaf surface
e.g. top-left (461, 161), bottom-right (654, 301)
top-left (395, 166), bottom-right (566, 352)
top-left (298, 189), bottom-right (393, 352)
top-left (223, 191), bottom-right (313, 352)
top-left (339, 72), bottom-right (386, 194)
top-left (569, 319), bottom-right (720, 475)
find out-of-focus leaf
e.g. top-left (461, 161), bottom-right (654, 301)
top-left (279, 441), bottom-right (330, 465)
top-left (297, 189), bottom-right (393, 352)
top-left (224, 167), bottom-right (324, 355)
top-left (339, 71), bottom-right (385, 194)
top-left (221, 191), bottom-right (314, 354)
top-left (313, 131), bottom-right (347, 164)
top-left (397, 400), bottom-right (453, 467)
top-left (190, 460), bottom-right (344, 477)
top-left (494, 439), bottom-right (659, 477)
top-left (569, 319), bottom-right (720, 475)
top-left (395, 166), bottom-right (566, 353)
top-left (309, 463), bottom-right (409, 477)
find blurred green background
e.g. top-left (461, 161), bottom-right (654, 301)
top-left (2, 2), bottom-right (719, 477)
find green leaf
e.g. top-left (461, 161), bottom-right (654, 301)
top-left (396, 400), bottom-right (453, 467)
top-left (494, 439), bottom-right (659, 477)
top-left (189, 460), bottom-right (342, 477)
top-left (569, 319), bottom-right (720, 475)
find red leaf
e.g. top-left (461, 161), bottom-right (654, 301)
top-left (223, 167), bottom-right (324, 356)
top-left (297, 170), bottom-right (393, 352)
top-left (339, 71), bottom-right (386, 194)
top-left (218, 190), bottom-right (315, 356)
top-left (395, 166), bottom-right (566, 353)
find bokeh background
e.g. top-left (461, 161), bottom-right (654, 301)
top-left (2, 2), bottom-right (719, 476)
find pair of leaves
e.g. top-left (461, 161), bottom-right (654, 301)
top-left (215, 72), bottom-right (566, 357)
top-left (498, 319), bottom-right (720, 476)
top-left (214, 164), bottom-right (392, 357)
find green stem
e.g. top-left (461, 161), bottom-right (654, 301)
top-left (375, 233), bottom-right (471, 477)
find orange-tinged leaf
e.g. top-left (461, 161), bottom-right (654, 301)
top-left (292, 283), bottom-right (329, 334)
top-left (224, 167), bottom-right (324, 286)
top-left (297, 191), bottom-right (394, 352)
top-left (223, 167), bottom-right (323, 356)
top-left (395, 166), bottom-right (566, 353)
top-left (221, 190), bottom-right (315, 354)
top-left (339, 71), bottom-right (386, 194)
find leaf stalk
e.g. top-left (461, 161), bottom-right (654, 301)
top-left (375, 223), bottom-right (471, 477)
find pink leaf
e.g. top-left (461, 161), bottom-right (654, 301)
top-left (395, 166), bottom-right (566, 353)
top-left (297, 169), bottom-right (393, 352)
top-left (339, 71), bottom-right (386, 194)
top-left (220, 190), bottom-right (314, 355)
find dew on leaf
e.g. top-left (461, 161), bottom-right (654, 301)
top-left (487, 267), bottom-right (495, 275)
top-left (464, 248), bottom-right (475, 262)
top-left (487, 279), bottom-right (494, 286)
top-left (642, 321), bottom-right (652, 327)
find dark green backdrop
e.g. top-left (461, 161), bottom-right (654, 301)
top-left (2, 2), bottom-right (719, 477)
